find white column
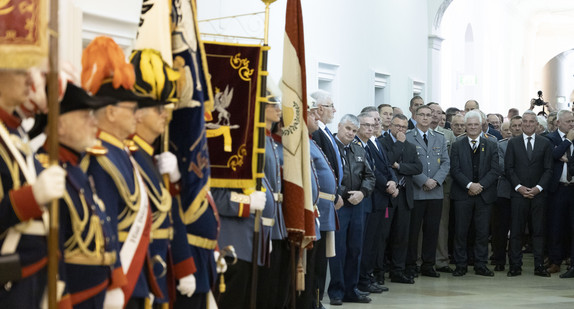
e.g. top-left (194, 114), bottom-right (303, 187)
top-left (428, 34), bottom-right (444, 103)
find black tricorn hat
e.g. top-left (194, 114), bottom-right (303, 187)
top-left (61, 82), bottom-right (117, 114)
top-left (94, 80), bottom-right (150, 106)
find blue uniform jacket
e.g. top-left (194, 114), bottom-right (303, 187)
top-left (310, 138), bottom-right (337, 233)
top-left (83, 131), bottom-right (149, 299)
top-left (55, 146), bottom-right (119, 306)
top-left (131, 136), bottom-right (196, 302)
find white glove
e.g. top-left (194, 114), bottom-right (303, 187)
top-left (249, 191), bottom-right (266, 213)
top-left (177, 273), bottom-right (196, 297)
top-left (32, 165), bottom-right (66, 205)
top-left (214, 251), bottom-right (228, 274)
top-left (155, 152), bottom-right (181, 183)
top-left (103, 288), bottom-right (125, 309)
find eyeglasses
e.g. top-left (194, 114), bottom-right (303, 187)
top-left (391, 123), bottom-right (408, 129)
top-left (417, 113), bottom-right (432, 118)
top-left (360, 123), bottom-right (376, 129)
top-left (114, 104), bottom-right (138, 114)
top-left (321, 104), bottom-right (334, 108)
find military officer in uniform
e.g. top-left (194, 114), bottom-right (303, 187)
top-left (0, 68), bottom-right (66, 308)
top-left (128, 49), bottom-right (197, 308)
top-left (405, 105), bottom-right (450, 278)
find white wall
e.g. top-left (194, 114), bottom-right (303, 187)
top-left (197, 0), bottom-right (430, 128)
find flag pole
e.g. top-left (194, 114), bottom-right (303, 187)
top-left (251, 1), bottom-right (276, 308)
top-left (162, 103), bottom-right (175, 188)
top-left (47, 0), bottom-right (60, 308)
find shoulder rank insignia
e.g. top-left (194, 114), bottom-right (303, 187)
top-left (86, 140), bottom-right (108, 156)
top-left (124, 140), bottom-right (139, 153)
top-left (35, 153), bottom-right (50, 168)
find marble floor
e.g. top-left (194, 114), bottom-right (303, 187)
top-left (323, 255), bottom-right (574, 309)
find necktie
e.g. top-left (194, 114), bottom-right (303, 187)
top-left (526, 136), bottom-right (533, 160)
top-left (471, 140), bottom-right (477, 153)
top-left (423, 133), bottom-right (428, 146)
top-left (565, 135), bottom-right (573, 181)
top-left (364, 145), bottom-right (373, 169)
top-left (325, 127), bottom-right (343, 185)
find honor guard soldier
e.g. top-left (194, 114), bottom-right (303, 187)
top-left (257, 97), bottom-right (290, 309)
top-left (80, 36), bottom-right (154, 308)
top-left (213, 94), bottom-right (273, 308)
top-left (0, 69), bottom-right (67, 307)
top-left (128, 49), bottom-right (197, 307)
top-left (298, 97), bottom-right (338, 309)
top-left (42, 82), bottom-right (122, 308)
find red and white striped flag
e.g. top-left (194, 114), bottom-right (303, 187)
top-left (281, 0), bottom-right (315, 247)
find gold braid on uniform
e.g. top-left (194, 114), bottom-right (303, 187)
top-left (95, 156), bottom-right (141, 231)
top-left (62, 190), bottom-right (110, 264)
top-left (131, 160), bottom-right (172, 233)
top-left (0, 135), bottom-right (22, 191)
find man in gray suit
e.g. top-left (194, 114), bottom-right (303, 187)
top-left (450, 110), bottom-right (501, 277)
top-left (405, 105), bottom-right (450, 278)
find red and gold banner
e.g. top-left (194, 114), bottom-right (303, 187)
top-left (203, 42), bottom-right (264, 189)
top-left (281, 0), bottom-right (315, 246)
top-left (0, 0), bottom-right (47, 69)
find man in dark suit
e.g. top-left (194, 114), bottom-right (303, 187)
top-left (450, 110), bottom-right (501, 277)
top-left (356, 112), bottom-right (397, 293)
top-left (379, 114), bottom-right (423, 283)
top-left (310, 90), bottom-right (343, 308)
top-left (505, 110), bottom-right (553, 277)
top-left (544, 109), bottom-right (574, 277)
top-left (407, 96), bottom-right (424, 130)
top-left (405, 105), bottom-right (450, 278)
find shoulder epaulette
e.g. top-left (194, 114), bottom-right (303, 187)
top-left (86, 140), bottom-right (108, 156)
top-left (35, 153), bottom-right (50, 168)
top-left (499, 138), bottom-right (509, 142)
top-left (351, 139), bottom-right (362, 146)
top-left (124, 140), bottom-right (139, 153)
top-left (434, 130), bottom-right (444, 135)
top-left (484, 133), bottom-right (493, 139)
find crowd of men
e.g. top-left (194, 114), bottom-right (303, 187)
top-left (2, 37), bottom-right (574, 309)
top-left (298, 94), bottom-right (574, 308)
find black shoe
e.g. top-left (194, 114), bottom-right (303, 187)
top-left (405, 267), bottom-right (419, 279)
top-left (355, 288), bottom-right (370, 296)
top-left (330, 298), bottom-right (342, 306)
top-left (534, 266), bottom-right (551, 277)
top-left (358, 283), bottom-right (385, 294)
top-left (343, 294), bottom-right (371, 303)
top-left (560, 267), bottom-right (574, 278)
top-left (507, 267), bottom-right (522, 277)
top-left (436, 266), bottom-right (454, 273)
top-left (390, 273), bottom-right (415, 284)
top-left (494, 264), bottom-right (505, 271)
top-left (316, 302), bottom-right (326, 309)
top-left (421, 268), bottom-right (441, 278)
top-left (373, 282), bottom-right (389, 292)
top-left (452, 266), bottom-right (467, 277)
top-left (474, 266), bottom-right (494, 277)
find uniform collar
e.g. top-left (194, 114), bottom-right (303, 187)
top-left (132, 135), bottom-right (154, 156)
top-left (59, 144), bottom-right (81, 166)
top-left (97, 130), bottom-right (125, 149)
top-left (0, 107), bottom-right (21, 129)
